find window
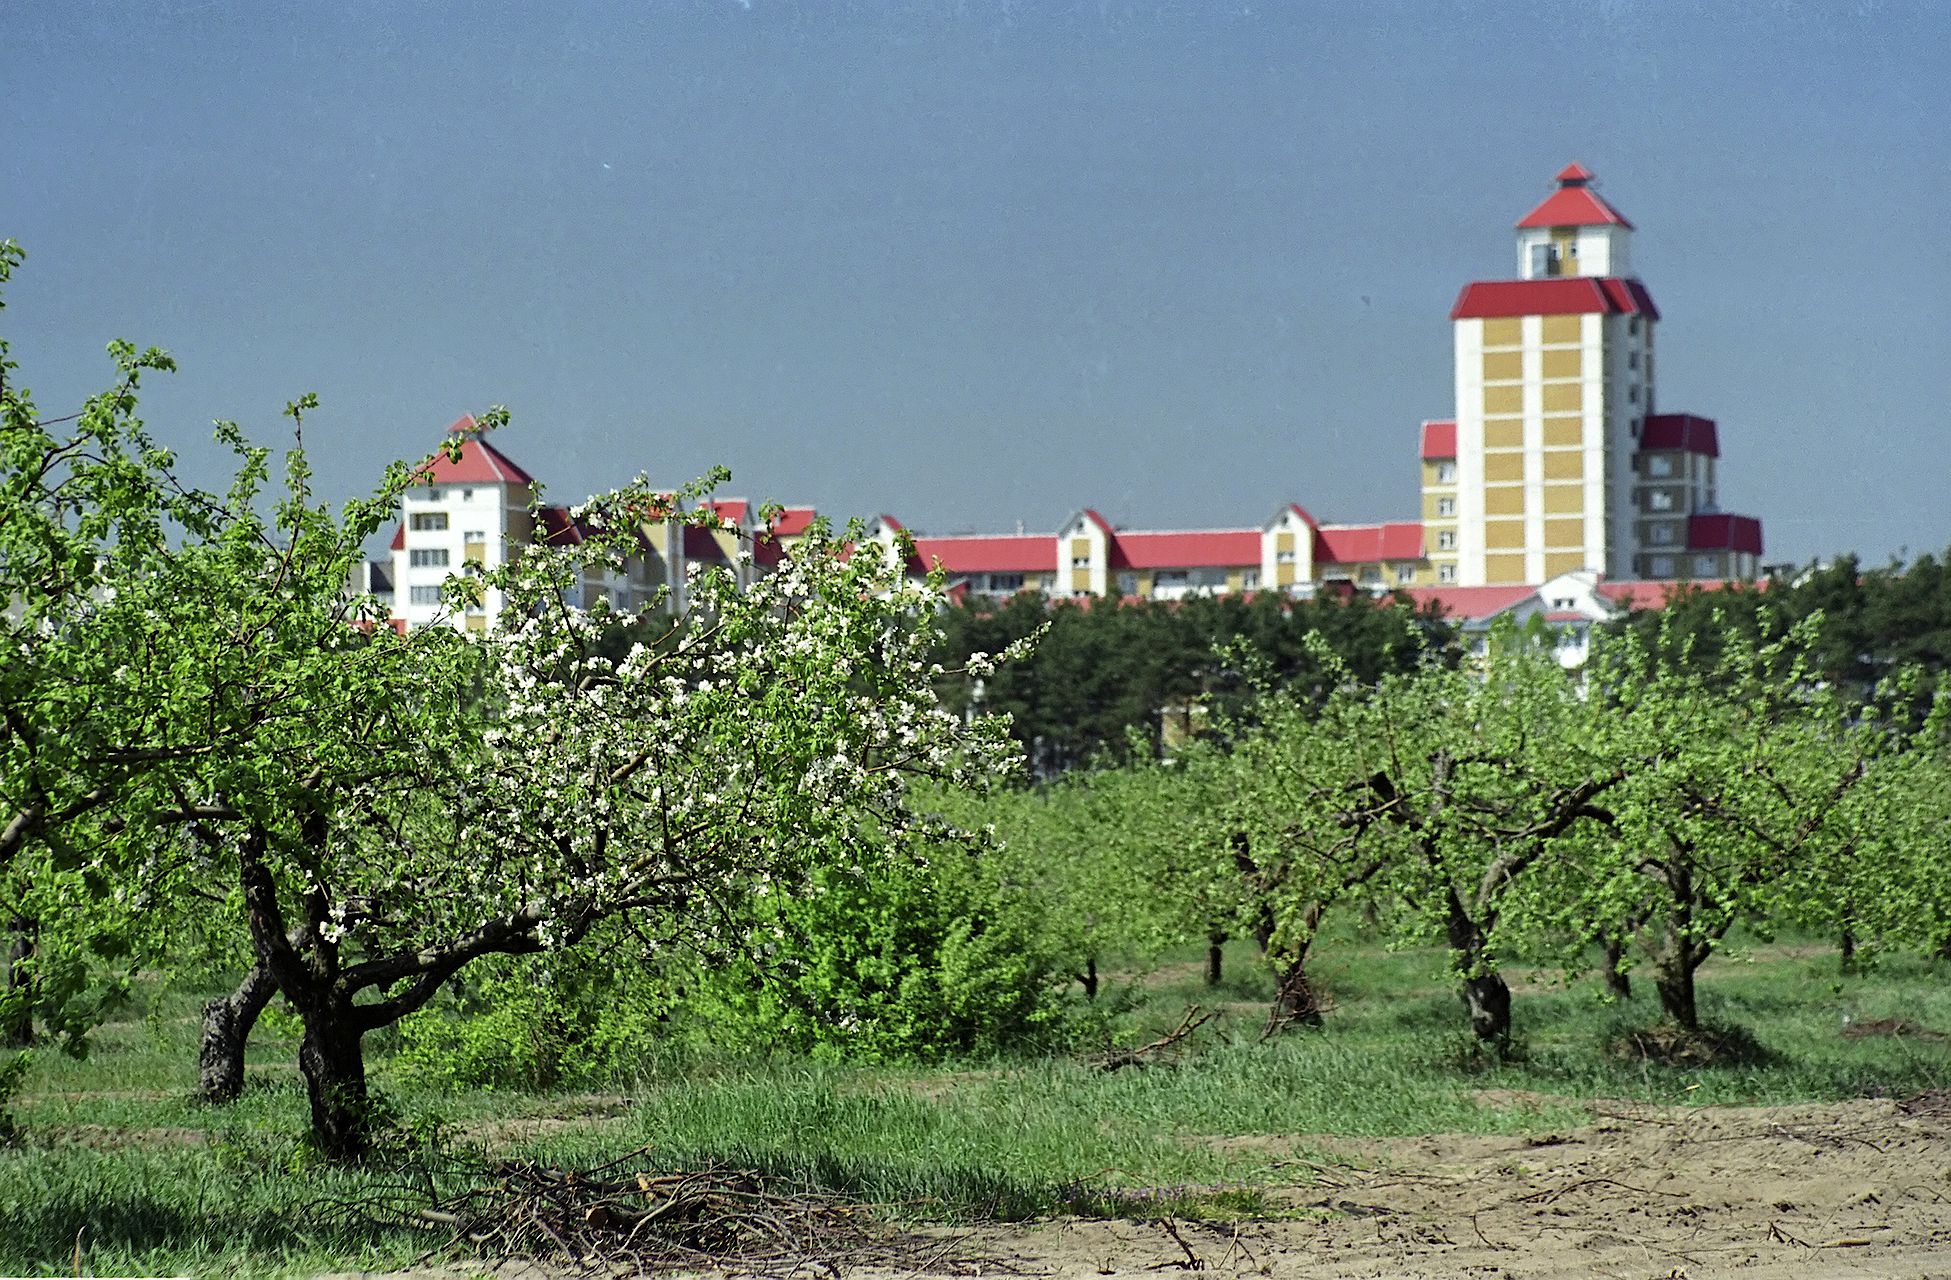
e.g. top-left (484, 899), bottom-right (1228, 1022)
top-left (1359, 566), bottom-right (1382, 585)
top-left (1395, 564), bottom-right (1416, 585)
top-left (1650, 555), bottom-right (1674, 577)
top-left (409, 548), bottom-right (450, 567)
top-left (1155, 570), bottom-right (1188, 586)
top-left (1071, 555), bottom-right (1091, 569)
top-left (1629, 317), bottom-right (1640, 337)
top-left (409, 585), bottom-right (442, 605)
top-left (1436, 497), bottom-right (1456, 517)
top-left (1436, 461), bottom-right (1456, 483)
top-left (1629, 385), bottom-right (1640, 403)
top-left (1529, 242), bottom-right (1559, 277)
top-left (1242, 568), bottom-right (1260, 589)
top-left (1116, 572), bottom-right (1138, 595)
top-left (1437, 530), bottom-right (1457, 550)
top-left (1645, 455), bottom-right (1673, 478)
top-left (462, 488), bottom-right (474, 500)
top-left (1648, 524), bottom-right (1675, 545)
top-left (987, 572), bottom-right (1024, 592)
top-left (410, 512), bottom-right (449, 531)
top-left (425, 488), bottom-right (444, 501)
top-left (1438, 564), bottom-right (1457, 583)
top-left (1694, 555), bottom-right (1718, 577)
top-left (1628, 350), bottom-right (1639, 370)
top-left (1275, 550), bottom-right (1296, 564)
top-left (464, 529), bottom-right (486, 542)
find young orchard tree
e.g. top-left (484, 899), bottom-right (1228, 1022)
top-left (962, 742), bottom-right (1241, 1001)
top-left (1550, 619), bottom-right (1895, 1032)
top-left (1281, 632), bottom-right (1626, 1044)
top-left (1822, 699), bottom-right (1951, 959)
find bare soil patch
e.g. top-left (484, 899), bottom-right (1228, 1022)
top-left (969, 1095), bottom-right (1951, 1279)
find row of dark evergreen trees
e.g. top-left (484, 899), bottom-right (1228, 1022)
top-left (933, 549), bottom-right (1951, 774)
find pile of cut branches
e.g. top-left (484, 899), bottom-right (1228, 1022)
top-left (316, 1147), bottom-right (982, 1276)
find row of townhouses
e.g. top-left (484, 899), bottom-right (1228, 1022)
top-left (365, 163), bottom-right (1767, 648)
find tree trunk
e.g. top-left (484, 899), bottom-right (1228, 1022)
top-left (1, 919), bottom-right (34, 1049)
top-left (297, 1006), bottom-right (372, 1162)
top-left (1651, 917), bottom-right (1704, 1031)
top-left (1652, 960), bottom-right (1698, 1031)
top-left (1600, 935), bottom-right (1632, 1000)
top-left (1077, 956), bottom-right (1098, 1002)
top-left (1263, 941), bottom-right (1323, 1035)
top-left (1447, 892), bottom-right (1511, 1043)
top-left (1205, 932), bottom-right (1225, 987)
top-left (196, 962), bottom-right (278, 1104)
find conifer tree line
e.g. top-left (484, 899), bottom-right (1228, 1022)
top-left (5, 239), bottom-right (1950, 1160)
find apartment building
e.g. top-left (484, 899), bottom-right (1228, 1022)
top-left (378, 416), bottom-right (801, 631)
top-left (369, 164), bottom-right (1766, 626)
top-left (1440, 163), bottom-right (1763, 585)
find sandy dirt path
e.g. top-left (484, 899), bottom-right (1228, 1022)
top-left (958, 1093), bottom-right (1951, 1279)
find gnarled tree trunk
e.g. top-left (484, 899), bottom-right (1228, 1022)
top-left (1263, 941), bottom-right (1324, 1036)
top-left (1600, 935), bottom-right (1632, 1000)
top-left (1205, 931), bottom-right (1226, 987)
top-left (1651, 922), bottom-right (1706, 1032)
top-left (2, 918), bottom-right (35, 1049)
top-left (1447, 891), bottom-right (1511, 1044)
top-left (296, 1002), bottom-right (371, 1162)
top-left (196, 961), bottom-right (277, 1104)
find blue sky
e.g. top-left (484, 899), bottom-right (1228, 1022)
top-left (6, 1), bottom-right (1947, 566)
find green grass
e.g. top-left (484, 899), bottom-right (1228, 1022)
top-left (5, 931), bottom-right (1949, 1275)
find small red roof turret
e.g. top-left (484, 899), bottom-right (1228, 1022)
top-left (1517, 163), bottom-right (1633, 230)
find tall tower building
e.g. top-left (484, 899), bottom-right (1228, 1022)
top-left (1438, 164), bottom-right (1762, 586)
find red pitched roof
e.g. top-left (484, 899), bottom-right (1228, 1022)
top-left (389, 523), bottom-right (405, 551)
top-left (711, 499), bottom-right (749, 524)
top-left (1516, 165), bottom-right (1634, 230)
top-left (1638, 413), bottom-right (1719, 457)
top-left (1596, 579), bottom-right (1747, 611)
top-left (1402, 584), bottom-right (1536, 620)
top-left (1077, 509), bottom-right (1113, 535)
top-left (1316, 522), bottom-right (1424, 564)
top-left (770, 506), bottom-right (817, 537)
top-left (1421, 420), bottom-right (1457, 460)
top-left (911, 535), bottom-right (1057, 575)
top-left (1451, 277), bottom-right (1658, 321)
top-left (1687, 514), bottom-right (1764, 557)
top-left (418, 418), bottom-right (537, 486)
top-left (1108, 530), bottom-right (1260, 570)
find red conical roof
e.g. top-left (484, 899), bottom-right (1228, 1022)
top-left (1517, 164), bottom-right (1633, 229)
top-left (416, 416), bottom-right (536, 485)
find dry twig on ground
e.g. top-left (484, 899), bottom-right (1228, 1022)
top-left (1088, 1006), bottom-right (1215, 1072)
